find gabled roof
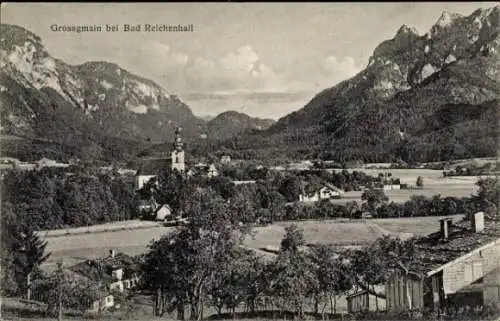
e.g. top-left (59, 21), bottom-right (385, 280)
top-left (154, 203), bottom-right (172, 214)
top-left (69, 252), bottom-right (140, 282)
top-left (300, 181), bottom-right (344, 196)
top-left (406, 217), bottom-right (500, 275)
top-left (136, 157), bottom-right (172, 176)
top-left (322, 182), bottom-right (345, 193)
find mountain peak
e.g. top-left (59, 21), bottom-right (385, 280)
top-left (396, 24), bottom-right (419, 37)
top-left (472, 5), bottom-right (499, 18)
top-left (435, 10), bottom-right (462, 28)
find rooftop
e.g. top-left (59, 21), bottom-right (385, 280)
top-left (408, 217), bottom-right (500, 275)
top-left (68, 252), bottom-right (140, 282)
top-left (136, 157), bottom-right (172, 176)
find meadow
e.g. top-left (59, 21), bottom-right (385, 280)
top-left (329, 169), bottom-right (485, 204)
top-left (41, 214), bottom-right (464, 267)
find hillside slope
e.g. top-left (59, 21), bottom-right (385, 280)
top-left (207, 110), bottom-right (275, 141)
top-left (0, 24), bottom-right (204, 162)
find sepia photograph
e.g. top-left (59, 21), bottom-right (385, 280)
top-left (0, 2), bottom-right (499, 321)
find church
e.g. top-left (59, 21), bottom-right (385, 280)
top-left (135, 127), bottom-right (186, 190)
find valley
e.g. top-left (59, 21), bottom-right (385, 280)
top-left (2, 3), bottom-right (500, 321)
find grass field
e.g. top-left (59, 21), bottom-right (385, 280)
top-left (243, 215), bottom-right (463, 250)
top-left (329, 169), bottom-right (487, 204)
top-left (41, 214), bottom-right (464, 268)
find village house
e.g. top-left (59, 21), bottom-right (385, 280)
top-left (385, 212), bottom-right (500, 314)
top-left (298, 183), bottom-right (344, 203)
top-left (154, 203), bottom-right (173, 221)
top-left (220, 155), bottom-right (231, 164)
top-left (187, 163), bottom-right (219, 178)
top-left (69, 249), bottom-right (141, 296)
top-left (87, 290), bottom-right (115, 313)
top-left (137, 197), bottom-right (173, 221)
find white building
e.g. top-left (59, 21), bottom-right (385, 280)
top-left (382, 184), bottom-right (401, 191)
top-left (299, 185), bottom-right (344, 203)
top-left (220, 155), bottom-right (231, 164)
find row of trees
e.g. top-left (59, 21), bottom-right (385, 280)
top-left (1, 166), bottom-right (138, 230)
top-left (1, 202), bottom-right (51, 298)
top-left (140, 165), bottom-right (497, 224)
top-left (0, 166), bottom-right (139, 300)
top-left (140, 188), bottom-right (419, 320)
top-left (139, 176), bottom-right (499, 320)
top-left (219, 165), bottom-right (402, 199)
top-left (443, 162), bottom-right (499, 177)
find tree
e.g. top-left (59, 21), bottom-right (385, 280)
top-left (416, 176), bottom-right (424, 188)
top-left (361, 188), bottom-right (389, 212)
top-left (278, 176), bottom-right (301, 202)
top-left (141, 190), bottom-right (252, 321)
top-left (280, 225), bottom-right (305, 252)
top-left (309, 245), bottom-right (352, 316)
top-left (270, 225), bottom-right (316, 319)
top-left (345, 201), bottom-right (360, 219)
top-left (34, 266), bottom-right (103, 317)
top-left (475, 177), bottom-right (500, 218)
top-left (343, 235), bottom-right (419, 309)
top-left (207, 248), bottom-right (259, 318)
top-left (1, 202), bottom-right (51, 297)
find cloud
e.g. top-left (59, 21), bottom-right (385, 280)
top-left (324, 56), bottom-right (360, 78)
top-left (150, 42), bottom-right (171, 55)
top-left (127, 42), bottom-right (363, 101)
top-left (182, 45), bottom-right (287, 93)
top-left (284, 55), bottom-right (362, 91)
top-left (175, 53), bottom-right (189, 65)
top-left (220, 45), bottom-right (259, 74)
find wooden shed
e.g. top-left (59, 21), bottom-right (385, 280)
top-left (346, 289), bottom-right (386, 313)
top-left (346, 290), bottom-right (370, 313)
top-left (386, 269), bottom-right (425, 313)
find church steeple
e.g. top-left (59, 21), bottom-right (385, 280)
top-left (174, 127), bottom-right (184, 151)
top-left (171, 127), bottom-right (185, 172)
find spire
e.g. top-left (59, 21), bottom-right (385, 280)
top-left (173, 127), bottom-right (184, 151)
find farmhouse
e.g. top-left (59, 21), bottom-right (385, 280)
top-left (385, 212), bottom-right (500, 314)
top-left (69, 249), bottom-right (141, 294)
top-left (299, 183), bottom-right (344, 203)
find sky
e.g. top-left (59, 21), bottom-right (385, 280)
top-left (1, 2), bottom-right (498, 120)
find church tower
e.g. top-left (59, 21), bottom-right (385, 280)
top-left (171, 127), bottom-right (185, 172)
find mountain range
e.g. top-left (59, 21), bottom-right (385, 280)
top-left (221, 6), bottom-right (500, 163)
top-left (0, 24), bottom-right (274, 162)
top-left (1, 6), bottom-right (499, 164)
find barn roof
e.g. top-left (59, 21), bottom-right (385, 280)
top-left (407, 217), bottom-right (500, 276)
